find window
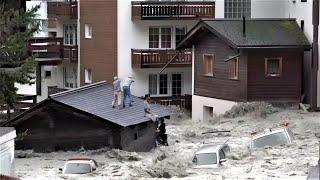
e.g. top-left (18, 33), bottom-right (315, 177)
top-left (172, 73), bottom-right (182, 96)
top-left (45, 71), bottom-right (51, 79)
top-left (175, 27), bottom-right (186, 43)
top-left (203, 54), bottom-right (214, 76)
top-left (224, 0), bottom-right (251, 19)
top-left (149, 27), bottom-right (172, 48)
top-left (159, 74), bottom-right (168, 95)
top-left (227, 58), bottom-right (239, 80)
top-left (84, 68), bottom-right (92, 84)
top-left (149, 74), bottom-right (158, 95)
top-left (84, 24), bottom-right (92, 39)
top-left (161, 28), bottom-right (172, 48)
top-left (63, 24), bottom-right (77, 45)
top-left (149, 27), bottom-right (159, 48)
top-left (301, 0), bottom-right (307, 2)
top-left (149, 73), bottom-right (182, 96)
top-left (63, 67), bottom-right (77, 88)
top-left (265, 58), bottom-right (282, 77)
top-left (134, 132), bottom-right (138, 140)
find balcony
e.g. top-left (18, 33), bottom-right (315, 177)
top-left (28, 37), bottom-right (78, 65)
top-left (47, 0), bottom-right (78, 19)
top-left (63, 45), bottom-right (78, 62)
top-left (132, 1), bottom-right (215, 20)
top-left (131, 49), bottom-right (192, 68)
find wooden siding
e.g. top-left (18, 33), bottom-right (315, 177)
top-left (80, 0), bottom-right (117, 85)
top-left (14, 102), bottom-right (121, 152)
top-left (194, 33), bottom-right (247, 101)
top-left (247, 50), bottom-right (302, 102)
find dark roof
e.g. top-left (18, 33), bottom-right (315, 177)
top-left (49, 81), bottom-right (172, 127)
top-left (177, 19), bottom-right (311, 49)
top-left (0, 127), bottom-right (15, 136)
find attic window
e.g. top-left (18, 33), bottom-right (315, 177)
top-left (265, 58), bottom-right (282, 77)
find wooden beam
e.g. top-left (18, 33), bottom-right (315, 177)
top-left (311, 0), bottom-right (319, 111)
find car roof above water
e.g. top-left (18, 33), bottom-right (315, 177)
top-left (195, 144), bottom-right (227, 154)
top-left (252, 127), bottom-right (291, 140)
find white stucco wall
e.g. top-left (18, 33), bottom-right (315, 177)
top-left (192, 95), bottom-right (237, 121)
top-left (251, 0), bottom-right (288, 18)
top-left (0, 130), bottom-right (16, 176)
top-left (117, 0), bottom-right (197, 97)
top-left (26, 1), bottom-right (48, 37)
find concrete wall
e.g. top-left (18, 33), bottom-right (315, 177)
top-left (0, 130), bottom-right (16, 176)
top-left (192, 95), bottom-right (236, 121)
top-left (120, 121), bottom-right (156, 152)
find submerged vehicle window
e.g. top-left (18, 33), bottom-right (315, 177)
top-left (64, 163), bottom-right (91, 174)
top-left (193, 153), bottom-right (217, 165)
top-left (252, 131), bottom-right (289, 148)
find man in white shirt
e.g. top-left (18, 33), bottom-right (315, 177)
top-left (111, 76), bottom-right (121, 109)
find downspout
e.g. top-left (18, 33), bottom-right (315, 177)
top-left (311, 0), bottom-right (319, 111)
top-left (77, 0), bottom-right (81, 88)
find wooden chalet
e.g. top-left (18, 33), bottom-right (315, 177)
top-left (177, 19), bottom-right (311, 103)
top-left (2, 82), bottom-right (171, 152)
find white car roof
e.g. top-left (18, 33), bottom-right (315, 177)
top-left (195, 144), bottom-right (227, 154)
top-left (66, 160), bottom-right (94, 164)
top-left (251, 127), bottom-right (288, 140)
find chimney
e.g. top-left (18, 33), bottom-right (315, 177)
top-left (243, 16), bottom-right (246, 37)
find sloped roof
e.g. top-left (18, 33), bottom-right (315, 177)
top-left (49, 81), bottom-right (172, 127)
top-left (177, 19), bottom-right (311, 49)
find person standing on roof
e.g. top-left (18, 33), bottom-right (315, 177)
top-left (122, 76), bottom-right (134, 108)
top-left (112, 76), bottom-right (121, 109)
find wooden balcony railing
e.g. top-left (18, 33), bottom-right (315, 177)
top-left (131, 49), bottom-right (192, 68)
top-left (151, 94), bottom-right (192, 110)
top-left (28, 37), bottom-right (78, 65)
top-left (48, 0), bottom-right (78, 19)
top-left (63, 45), bottom-right (78, 62)
top-left (132, 1), bottom-right (215, 20)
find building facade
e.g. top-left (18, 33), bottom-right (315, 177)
top-left (25, 0), bottom-right (319, 118)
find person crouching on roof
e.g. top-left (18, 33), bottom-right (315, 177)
top-left (112, 76), bottom-right (122, 109)
top-left (144, 94), bottom-right (159, 123)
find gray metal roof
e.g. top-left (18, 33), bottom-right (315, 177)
top-left (178, 19), bottom-right (311, 49)
top-left (0, 127), bottom-right (15, 136)
top-left (50, 81), bottom-right (172, 127)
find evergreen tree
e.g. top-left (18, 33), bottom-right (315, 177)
top-left (0, 3), bottom-right (40, 120)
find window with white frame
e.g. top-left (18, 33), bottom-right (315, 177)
top-left (172, 73), bottom-right (182, 96)
top-left (84, 24), bottom-right (92, 39)
top-left (149, 73), bottom-right (184, 96)
top-left (149, 27), bottom-right (172, 49)
top-left (175, 26), bottom-right (186, 43)
top-left (149, 74), bottom-right (158, 95)
top-left (159, 74), bottom-right (168, 95)
top-left (84, 68), bottom-right (92, 84)
top-left (63, 24), bottom-right (77, 45)
top-left (224, 0), bottom-right (251, 19)
top-left (63, 67), bottom-right (77, 88)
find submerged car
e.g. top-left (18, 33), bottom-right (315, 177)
top-left (59, 157), bottom-right (98, 175)
top-left (192, 144), bottom-right (230, 169)
top-left (249, 127), bottom-right (294, 149)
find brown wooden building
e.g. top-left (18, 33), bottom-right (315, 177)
top-left (2, 82), bottom-right (170, 152)
top-left (177, 19), bottom-right (311, 118)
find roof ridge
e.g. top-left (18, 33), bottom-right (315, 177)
top-left (50, 81), bottom-right (108, 98)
